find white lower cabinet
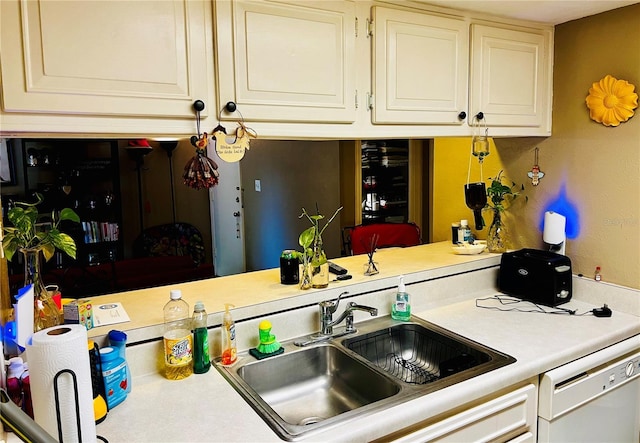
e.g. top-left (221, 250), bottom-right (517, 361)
top-left (383, 382), bottom-right (538, 442)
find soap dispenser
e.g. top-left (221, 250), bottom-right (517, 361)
top-left (391, 275), bottom-right (411, 321)
top-left (221, 304), bottom-right (237, 366)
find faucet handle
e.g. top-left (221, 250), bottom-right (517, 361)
top-left (319, 291), bottom-right (349, 314)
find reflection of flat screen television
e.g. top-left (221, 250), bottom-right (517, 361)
top-left (1, 138), bottom-right (16, 185)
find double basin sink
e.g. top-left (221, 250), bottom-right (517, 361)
top-left (216, 316), bottom-right (515, 440)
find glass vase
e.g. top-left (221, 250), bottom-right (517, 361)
top-left (299, 262), bottom-right (312, 290)
top-left (310, 237), bottom-right (329, 289)
top-left (486, 210), bottom-right (509, 253)
top-left (21, 248), bottom-right (61, 331)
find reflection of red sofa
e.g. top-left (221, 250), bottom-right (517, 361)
top-left (48, 255), bottom-right (214, 298)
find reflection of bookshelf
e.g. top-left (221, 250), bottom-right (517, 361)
top-left (361, 140), bottom-right (409, 224)
top-left (339, 139), bottom-right (425, 241)
top-left (20, 139), bottom-right (123, 267)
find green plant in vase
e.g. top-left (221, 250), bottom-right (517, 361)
top-left (2, 193), bottom-right (80, 331)
top-left (484, 171), bottom-right (525, 253)
top-left (298, 206), bottom-right (342, 289)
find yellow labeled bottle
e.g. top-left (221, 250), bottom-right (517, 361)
top-left (163, 290), bottom-right (193, 380)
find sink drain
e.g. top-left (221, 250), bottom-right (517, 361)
top-left (298, 416), bottom-right (324, 426)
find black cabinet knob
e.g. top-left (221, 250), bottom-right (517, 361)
top-left (458, 111), bottom-right (467, 120)
top-left (193, 100), bottom-right (205, 112)
top-left (475, 111), bottom-right (484, 120)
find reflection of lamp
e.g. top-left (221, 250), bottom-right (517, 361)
top-left (159, 140), bottom-right (179, 224)
top-left (126, 140), bottom-right (153, 232)
top-left (543, 211), bottom-right (566, 255)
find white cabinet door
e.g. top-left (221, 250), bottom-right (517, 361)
top-left (215, 0), bottom-right (356, 123)
top-left (385, 383), bottom-right (537, 442)
top-left (470, 24), bottom-right (552, 129)
top-left (0, 0), bottom-right (211, 119)
top-left (372, 7), bottom-right (468, 125)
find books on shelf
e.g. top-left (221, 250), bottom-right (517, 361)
top-left (81, 221), bottom-right (119, 243)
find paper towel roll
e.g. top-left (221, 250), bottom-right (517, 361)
top-left (26, 325), bottom-right (97, 443)
top-left (543, 211), bottom-right (566, 245)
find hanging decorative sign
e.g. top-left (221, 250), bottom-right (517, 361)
top-left (213, 123), bottom-right (256, 163)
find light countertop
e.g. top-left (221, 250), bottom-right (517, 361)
top-left (95, 285), bottom-right (640, 442)
top-left (86, 242), bottom-right (503, 345)
top-left (7, 243), bottom-right (639, 442)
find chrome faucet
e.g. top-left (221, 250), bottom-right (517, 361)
top-left (321, 293), bottom-right (378, 334)
top-left (295, 292), bottom-right (378, 346)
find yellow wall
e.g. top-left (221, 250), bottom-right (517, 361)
top-left (431, 137), bottom-right (507, 243)
top-left (433, 4), bottom-right (640, 289)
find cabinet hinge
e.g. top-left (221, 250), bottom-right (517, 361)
top-left (355, 90), bottom-right (359, 109)
top-left (367, 92), bottom-right (374, 110)
top-left (355, 17), bottom-right (358, 37)
top-left (366, 18), bottom-right (374, 37)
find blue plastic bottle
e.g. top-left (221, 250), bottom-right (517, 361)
top-left (108, 330), bottom-right (132, 393)
top-left (99, 346), bottom-right (128, 409)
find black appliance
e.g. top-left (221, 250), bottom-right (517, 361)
top-left (499, 248), bottom-right (572, 307)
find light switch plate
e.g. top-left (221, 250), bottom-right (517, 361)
top-left (255, 179), bottom-right (261, 192)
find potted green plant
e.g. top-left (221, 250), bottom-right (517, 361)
top-left (484, 171), bottom-right (525, 252)
top-left (2, 193), bottom-right (80, 331)
top-left (298, 206), bottom-right (342, 289)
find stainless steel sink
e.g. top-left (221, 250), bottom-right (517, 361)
top-left (342, 320), bottom-right (515, 391)
top-left (219, 343), bottom-right (400, 439)
top-left (216, 316), bottom-right (515, 441)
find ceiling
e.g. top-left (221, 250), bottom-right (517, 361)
top-left (417, 1), bottom-right (639, 24)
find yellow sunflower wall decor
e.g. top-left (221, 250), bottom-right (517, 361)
top-left (585, 75), bottom-right (638, 127)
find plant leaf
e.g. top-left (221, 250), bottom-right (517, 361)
top-left (41, 243), bottom-right (56, 262)
top-left (299, 227), bottom-right (315, 249)
top-left (1, 234), bottom-right (19, 261)
top-left (59, 208), bottom-right (80, 223)
top-left (51, 233), bottom-right (77, 259)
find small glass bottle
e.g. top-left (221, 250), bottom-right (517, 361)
top-left (458, 220), bottom-right (472, 243)
top-left (163, 290), bottom-right (193, 380)
top-left (594, 266), bottom-right (602, 281)
top-left (192, 301), bottom-right (211, 374)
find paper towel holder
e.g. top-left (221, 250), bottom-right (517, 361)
top-left (53, 369), bottom-right (82, 443)
top-left (543, 211), bottom-right (566, 255)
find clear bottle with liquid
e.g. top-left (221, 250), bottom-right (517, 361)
top-left (163, 290), bottom-right (193, 380)
top-left (391, 275), bottom-right (411, 321)
top-left (220, 303), bottom-right (237, 366)
top-left (192, 301), bottom-right (211, 374)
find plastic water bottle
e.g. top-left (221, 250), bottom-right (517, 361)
top-left (163, 290), bottom-right (193, 380)
top-left (192, 301), bottom-right (211, 374)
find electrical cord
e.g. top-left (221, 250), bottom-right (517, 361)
top-left (475, 294), bottom-right (597, 316)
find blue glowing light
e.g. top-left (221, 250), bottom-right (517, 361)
top-left (539, 183), bottom-right (581, 239)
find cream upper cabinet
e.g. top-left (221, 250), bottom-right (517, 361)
top-left (0, 0), bottom-right (214, 136)
top-left (371, 7), bottom-right (469, 125)
top-left (470, 24), bottom-right (552, 130)
top-left (215, 0), bottom-right (357, 124)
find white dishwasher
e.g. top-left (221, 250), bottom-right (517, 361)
top-left (538, 334), bottom-right (640, 442)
